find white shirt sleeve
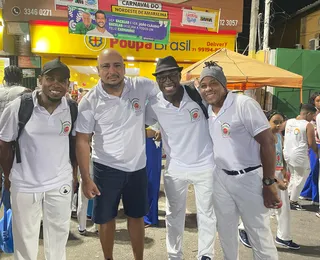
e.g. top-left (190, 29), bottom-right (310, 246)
top-left (75, 97), bottom-right (95, 134)
top-left (145, 99), bottom-right (158, 126)
top-left (0, 97), bottom-right (20, 142)
top-left (316, 113), bottom-right (320, 137)
top-left (238, 97), bottom-right (270, 137)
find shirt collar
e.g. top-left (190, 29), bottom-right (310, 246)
top-left (159, 85), bottom-right (188, 108)
top-left (209, 92), bottom-right (236, 117)
top-left (33, 90), bottom-right (69, 110)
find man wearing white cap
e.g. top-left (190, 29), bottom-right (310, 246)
top-left (198, 61), bottom-right (280, 260)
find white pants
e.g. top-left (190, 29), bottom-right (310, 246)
top-left (77, 177), bottom-right (89, 231)
top-left (239, 170), bottom-right (292, 241)
top-left (11, 182), bottom-right (72, 260)
top-left (287, 164), bottom-right (310, 202)
top-left (275, 170), bottom-right (291, 241)
top-left (213, 167), bottom-right (278, 260)
top-left (164, 168), bottom-right (216, 260)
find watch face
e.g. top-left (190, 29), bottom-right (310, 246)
top-left (263, 178), bottom-right (273, 185)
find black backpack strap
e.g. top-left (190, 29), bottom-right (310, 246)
top-left (67, 99), bottom-right (78, 165)
top-left (16, 93), bottom-right (34, 163)
top-left (184, 85), bottom-right (209, 119)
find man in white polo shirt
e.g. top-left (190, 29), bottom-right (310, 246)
top-left (0, 59), bottom-right (77, 260)
top-left (198, 62), bottom-right (280, 260)
top-left (76, 49), bottom-right (158, 260)
top-left (146, 56), bottom-right (216, 260)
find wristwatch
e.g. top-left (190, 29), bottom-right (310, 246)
top-left (262, 177), bottom-right (277, 186)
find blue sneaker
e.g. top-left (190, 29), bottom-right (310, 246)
top-left (200, 257), bottom-right (211, 260)
top-left (239, 229), bottom-right (252, 248)
top-left (275, 237), bottom-right (300, 250)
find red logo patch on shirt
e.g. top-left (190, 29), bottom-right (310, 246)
top-left (60, 121), bottom-right (71, 136)
top-left (131, 98), bottom-right (141, 112)
top-left (221, 122), bottom-right (230, 137)
top-left (189, 108), bottom-right (200, 122)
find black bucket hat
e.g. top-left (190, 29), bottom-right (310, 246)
top-left (153, 56), bottom-right (183, 76)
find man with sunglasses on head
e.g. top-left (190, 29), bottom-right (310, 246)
top-left (0, 59), bottom-right (77, 260)
top-left (146, 56), bottom-right (216, 260)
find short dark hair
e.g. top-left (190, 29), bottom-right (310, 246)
top-left (4, 65), bottom-right (23, 86)
top-left (300, 103), bottom-right (317, 113)
top-left (95, 10), bottom-right (106, 19)
top-left (309, 92), bottom-right (320, 106)
top-left (265, 110), bottom-right (286, 121)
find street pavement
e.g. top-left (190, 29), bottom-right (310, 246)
top-left (1, 183), bottom-right (320, 259)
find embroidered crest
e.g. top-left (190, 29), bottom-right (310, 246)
top-left (60, 121), bottom-right (71, 136)
top-left (189, 108), bottom-right (200, 122)
top-left (130, 98), bottom-right (142, 112)
top-left (221, 122), bottom-right (230, 137)
top-left (59, 184), bottom-right (71, 195)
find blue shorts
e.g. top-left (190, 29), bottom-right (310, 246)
top-left (92, 162), bottom-right (148, 224)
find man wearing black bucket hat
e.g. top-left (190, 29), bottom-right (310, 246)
top-left (0, 59), bottom-right (77, 260)
top-left (146, 56), bottom-right (216, 260)
top-left (198, 62), bottom-right (279, 260)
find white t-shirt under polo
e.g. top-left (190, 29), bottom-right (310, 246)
top-left (0, 91), bottom-right (73, 192)
top-left (76, 77), bottom-right (159, 172)
top-left (146, 86), bottom-right (214, 172)
top-left (208, 92), bottom-right (270, 171)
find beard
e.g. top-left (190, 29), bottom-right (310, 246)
top-left (102, 78), bottom-right (124, 90)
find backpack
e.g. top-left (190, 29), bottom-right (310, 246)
top-left (184, 84), bottom-right (209, 119)
top-left (14, 92), bottom-right (78, 165)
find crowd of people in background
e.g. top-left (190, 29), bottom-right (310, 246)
top-left (0, 51), bottom-right (319, 260)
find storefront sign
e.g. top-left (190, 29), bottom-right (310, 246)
top-left (18, 56), bottom-right (41, 68)
top-left (182, 9), bottom-right (220, 31)
top-left (118, 0), bottom-right (162, 11)
top-left (55, 0), bottom-right (98, 10)
top-left (68, 6), bottom-right (171, 44)
top-left (30, 23), bottom-right (235, 61)
top-left (111, 5), bottom-right (168, 19)
top-left (99, 0), bottom-right (243, 32)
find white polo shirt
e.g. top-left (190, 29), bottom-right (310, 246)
top-left (208, 92), bottom-right (270, 171)
top-left (146, 86), bottom-right (214, 172)
top-left (0, 91), bottom-right (73, 192)
top-left (76, 77), bottom-right (159, 172)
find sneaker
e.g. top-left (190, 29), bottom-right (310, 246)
top-left (275, 237), bottom-right (300, 250)
top-left (299, 196), bottom-right (311, 201)
top-left (290, 201), bottom-right (305, 211)
top-left (316, 211), bottom-right (320, 218)
top-left (239, 229), bottom-right (252, 248)
top-left (200, 257), bottom-right (211, 260)
top-left (78, 228), bottom-right (87, 236)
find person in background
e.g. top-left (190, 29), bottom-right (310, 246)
top-left (74, 11), bottom-right (95, 34)
top-left (283, 104), bottom-right (318, 211)
top-left (198, 62), bottom-right (279, 260)
top-left (239, 110), bottom-right (300, 250)
top-left (300, 92), bottom-right (320, 208)
top-left (0, 65), bottom-right (30, 192)
top-left (144, 123), bottom-right (162, 227)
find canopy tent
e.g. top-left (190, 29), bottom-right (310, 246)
top-left (181, 48), bottom-right (303, 99)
